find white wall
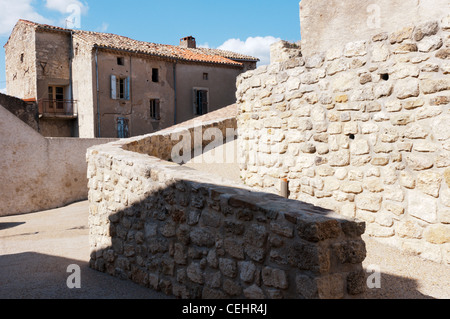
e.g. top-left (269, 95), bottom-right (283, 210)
top-left (0, 104), bottom-right (116, 216)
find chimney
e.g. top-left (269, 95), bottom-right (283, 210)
top-left (180, 36), bottom-right (196, 49)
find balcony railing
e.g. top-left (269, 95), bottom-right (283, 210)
top-left (38, 99), bottom-right (78, 119)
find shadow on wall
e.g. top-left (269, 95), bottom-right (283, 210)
top-left (87, 176), bottom-right (434, 299)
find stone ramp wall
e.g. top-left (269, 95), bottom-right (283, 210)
top-left (87, 114), bottom-right (367, 299)
top-left (236, 17), bottom-right (450, 264)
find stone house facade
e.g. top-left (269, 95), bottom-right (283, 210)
top-left (4, 20), bottom-right (258, 138)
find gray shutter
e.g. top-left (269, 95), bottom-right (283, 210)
top-left (125, 77), bottom-right (130, 100)
top-left (200, 90), bottom-right (208, 115)
top-left (111, 75), bottom-right (117, 100)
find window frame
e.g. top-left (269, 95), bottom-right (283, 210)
top-left (193, 87), bottom-right (209, 116)
top-left (150, 98), bottom-right (161, 121)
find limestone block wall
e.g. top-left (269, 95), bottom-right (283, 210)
top-left (236, 17), bottom-right (450, 264)
top-left (87, 113), bottom-right (367, 299)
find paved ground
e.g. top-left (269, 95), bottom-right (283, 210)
top-left (1, 200), bottom-right (448, 299)
top-left (0, 201), bottom-right (171, 299)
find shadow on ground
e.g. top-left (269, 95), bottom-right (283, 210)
top-left (0, 222), bottom-right (26, 231)
top-left (0, 252), bottom-right (173, 299)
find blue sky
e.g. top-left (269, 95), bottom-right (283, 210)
top-left (0, 0), bottom-right (302, 93)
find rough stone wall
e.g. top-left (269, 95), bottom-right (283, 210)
top-left (4, 22), bottom-right (37, 100)
top-left (236, 17), bottom-right (450, 264)
top-left (87, 114), bottom-right (367, 299)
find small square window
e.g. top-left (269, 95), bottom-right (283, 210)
top-left (152, 68), bottom-right (159, 83)
top-left (203, 73), bottom-right (209, 80)
top-left (117, 57), bottom-right (125, 66)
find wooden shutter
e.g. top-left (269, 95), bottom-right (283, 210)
top-left (111, 75), bottom-right (117, 100)
top-left (200, 90), bottom-right (208, 115)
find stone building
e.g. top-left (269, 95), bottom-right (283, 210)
top-left (4, 20), bottom-right (258, 138)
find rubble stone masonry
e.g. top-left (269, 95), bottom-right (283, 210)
top-left (236, 16), bottom-right (450, 264)
top-left (87, 114), bottom-right (367, 299)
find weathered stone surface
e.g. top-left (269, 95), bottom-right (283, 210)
top-left (406, 154), bottom-right (434, 171)
top-left (424, 225), bottom-right (450, 244)
top-left (239, 261), bottom-right (256, 283)
top-left (417, 172), bottom-right (442, 198)
top-left (409, 194), bottom-right (438, 224)
top-left (243, 285), bottom-right (265, 299)
top-left (418, 35), bottom-right (443, 52)
top-left (413, 21), bottom-right (439, 41)
top-left (187, 263), bottom-right (204, 284)
top-left (421, 79), bottom-right (450, 94)
top-left (219, 258), bottom-right (237, 278)
top-left (333, 240), bottom-right (366, 264)
top-left (262, 267), bottom-right (289, 289)
top-left (356, 194), bottom-right (382, 212)
top-left (390, 26), bottom-right (414, 44)
top-left (396, 221), bottom-right (423, 239)
top-left (445, 169), bottom-right (450, 188)
top-left (328, 150), bottom-right (350, 167)
top-left (396, 79), bottom-right (420, 99)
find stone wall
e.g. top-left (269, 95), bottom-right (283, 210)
top-left (236, 17), bottom-right (450, 264)
top-left (0, 103), bottom-right (116, 217)
top-left (87, 110), bottom-right (367, 299)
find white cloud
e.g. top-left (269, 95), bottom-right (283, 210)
top-left (0, 88), bottom-right (6, 94)
top-left (0, 0), bottom-right (52, 36)
top-left (95, 22), bottom-right (109, 33)
top-left (218, 36), bottom-right (281, 66)
top-left (45, 0), bottom-right (88, 14)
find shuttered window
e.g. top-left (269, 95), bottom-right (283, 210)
top-left (117, 117), bottom-right (129, 138)
top-left (111, 75), bottom-right (130, 100)
top-left (193, 88), bottom-right (208, 116)
top-left (150, 99), bottom-right (161, 120)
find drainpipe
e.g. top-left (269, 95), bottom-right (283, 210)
top-left (95, 45), bottom-right (101, 137)
top-left (173, 60), bottom-right (178, 126)
top-left (69, 31), bottom-right (76, 136)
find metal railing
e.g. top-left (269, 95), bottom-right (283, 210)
top-left (38, 99), bottom-right (78, 118)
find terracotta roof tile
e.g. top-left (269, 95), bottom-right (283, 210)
top-left (18, 20), bottom-right (259, 66)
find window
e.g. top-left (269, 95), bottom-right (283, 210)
top-left (203, 73), bottom-right (209, 80)
top-left (117, 57), bottom-right (125, 66)
top-left (111, 75), bottom-right (130, 100)
top-left (152, 68), bottom-right (159, 83)
top-left (193, 88), bottom-right (208, 116)
top-left (48, 86), bottom-right (65, 110)
top-left (20, 53), bottom-right (24, 63)
top-left (150, 99), bottom-right (161, 120)
top-left (117, 117), bottom-right (129, 138)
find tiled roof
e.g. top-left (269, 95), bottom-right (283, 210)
top-left (16, 20), bottom-right (259, 67)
